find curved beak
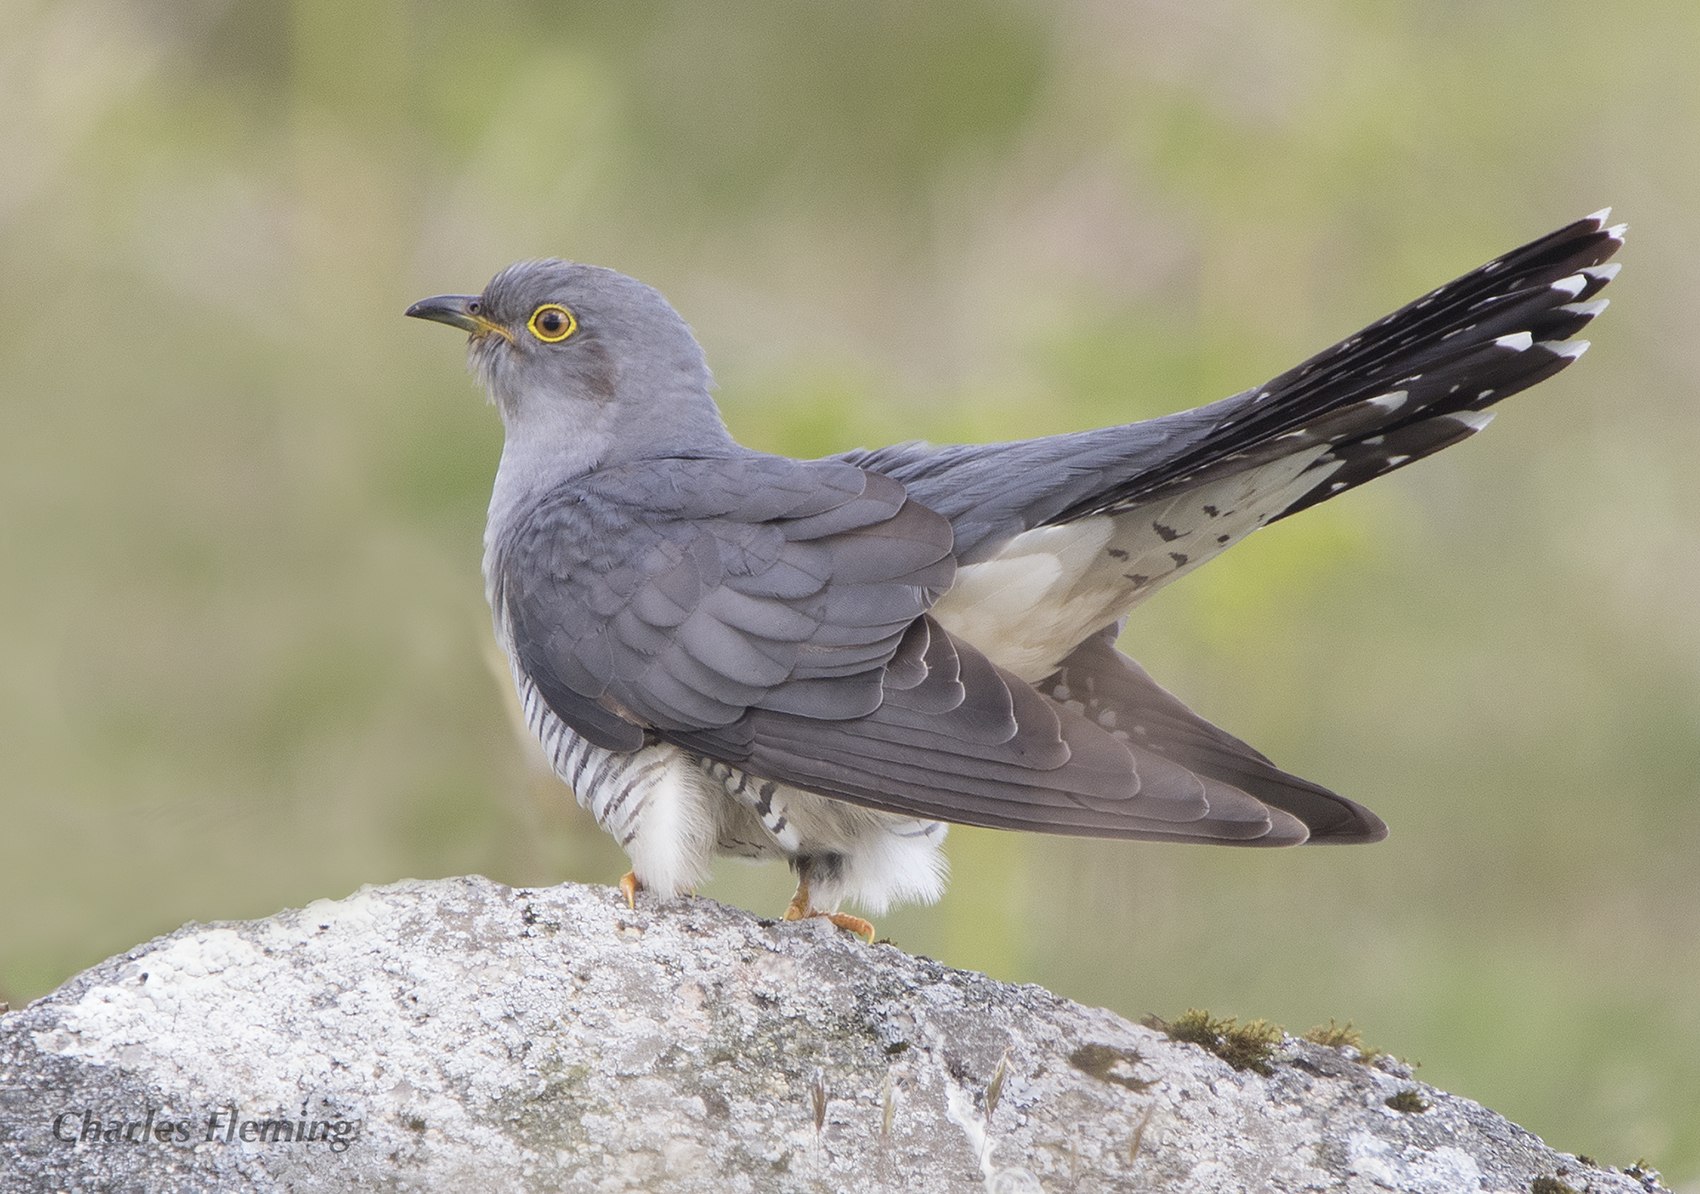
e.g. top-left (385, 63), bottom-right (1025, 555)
top-left (404, 294), bottom-right (513, 342)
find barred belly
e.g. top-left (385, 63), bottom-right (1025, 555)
top-left (510, 665), bottom-right (950, 914)
top-left (519, 671), bottom-right (655, 846)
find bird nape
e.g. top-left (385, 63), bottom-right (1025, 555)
top-left (407, 208), bottom-right (1623, 940)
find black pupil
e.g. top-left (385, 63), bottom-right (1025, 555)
top-left (539, 310), bottom-right (563, 333)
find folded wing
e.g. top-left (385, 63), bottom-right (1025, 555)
top-left (496, 453), bottom-right (1325, 844)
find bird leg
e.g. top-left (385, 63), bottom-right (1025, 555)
top-left (618, 871), bottom-right (642, 910)
top-left (782, 879), bottom-right (812, 922)
top-left (783, 877), bottom-right (875, 943)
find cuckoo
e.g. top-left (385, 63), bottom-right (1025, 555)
top-left (408, 210), bottom-right (1623, 939)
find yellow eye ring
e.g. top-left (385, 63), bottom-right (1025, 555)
top-left (527, 303), bottom-right (578, 343)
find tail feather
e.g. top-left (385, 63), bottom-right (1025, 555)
top-left (1054, 210), bottom-right (1624, 524)
top-left (1243, 211), bottom-right (1619, 433)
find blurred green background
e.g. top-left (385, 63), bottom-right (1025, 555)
top-left (3, 0), bottom-right (1697, 1182)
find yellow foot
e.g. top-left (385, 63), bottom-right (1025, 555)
top-left (822, 911), bottom-right (876, 943)
top-left (618, 871), bottom-right (641, 910)
top-left (783, 878), bottom-right (875, 942)
top-left (783, 880), bottom-right (813, 923)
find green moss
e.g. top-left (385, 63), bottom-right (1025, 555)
top-left (1303, 1019), bottom-right (1364, 1050)
top-left (1529, 1178), bottom-right (1579, 1194)
top-left (1303, 1019), bottom-right (1400, 1067)
top-left (1385, 1088), bottom-right (1429, 1114)
top-left (1145, 1008), bottom-right (1282, 1077)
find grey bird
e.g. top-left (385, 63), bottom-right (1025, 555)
top-left (408, 209), bottom-right (1623, 939)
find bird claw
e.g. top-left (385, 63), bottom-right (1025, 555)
top-left (618, 871), bottom-right (641, 910)
top-left (822, 911), bottom-right (876, 942)
top-left (783, 879), bottom-right (875, 942)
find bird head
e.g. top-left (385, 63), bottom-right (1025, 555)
top-left (407, 260), bottom-right (730, 471)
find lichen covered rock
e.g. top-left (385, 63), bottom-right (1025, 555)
top-left (0, 877), bottom-right (1668, 1192)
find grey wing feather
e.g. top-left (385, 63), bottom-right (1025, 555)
top-left (1041, 622), bottom-right (1386, 843)
top-left (498, 451), bottom-right (1311, 844)
top-left (497, 455), bottom-right (954, 736)
top-left (675, 616), bottom-right (1309, 844)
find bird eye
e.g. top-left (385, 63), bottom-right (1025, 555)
top-left (527, 303), bottom-right (577, 343)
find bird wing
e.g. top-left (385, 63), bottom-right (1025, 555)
top-left (496, 453), bottom-right (1315, 843)
top-left (496, 456), bottom-right (953, 743)
top-left (1040, 623), bottom-right (1385, 842)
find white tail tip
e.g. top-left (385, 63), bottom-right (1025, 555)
top-left (1543, 338), bottom-right (1591, 360)
top-left (1448, 410), bottom-right (1496, 432)
top-left (1560, 298), bottom-right (1610, 319)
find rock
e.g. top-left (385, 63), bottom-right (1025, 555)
top-left (0, 877), bottom-right (1669, 1193)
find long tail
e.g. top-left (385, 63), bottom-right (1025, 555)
top-left (1053, 209), bottom-right (1625, 525)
